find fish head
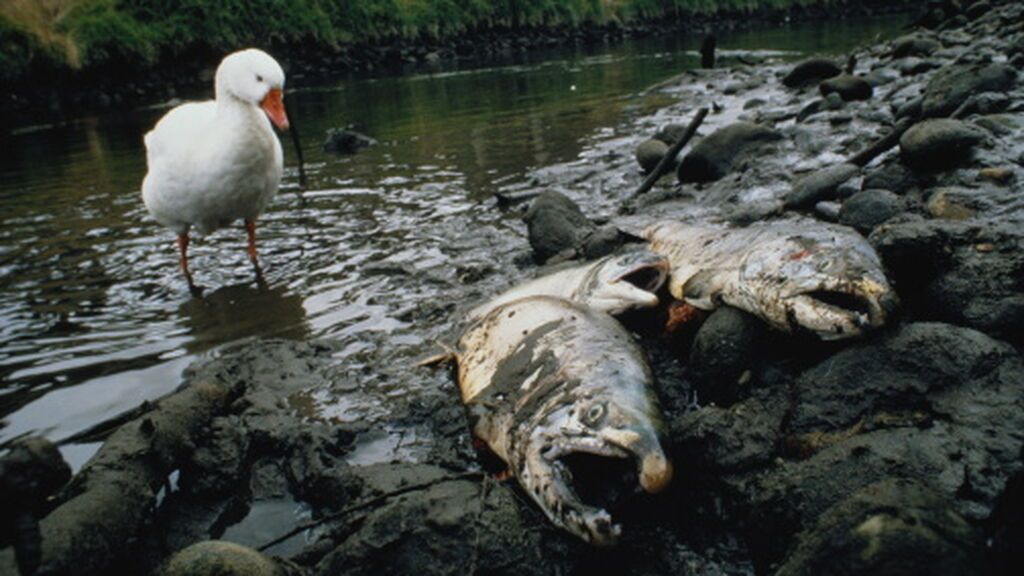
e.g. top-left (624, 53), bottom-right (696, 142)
top-left (517, 387), bottom-right (672, 546)
top-left (580, 251), bottom-right (670, 314)
top-left (740, 233), bottom-right (898, 339)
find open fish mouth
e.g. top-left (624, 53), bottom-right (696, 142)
top-left (787, 285), bottom-right (896, 338)
top-left (612, 259), bottom-right (669, 294)
top-left (540, 438), bottom-right (670, 546)
top-left (598, 257), bottom-right (670, 311)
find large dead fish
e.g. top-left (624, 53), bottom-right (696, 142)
top-left (643, 218), bottom-right (897, 339)
top-left (456, 295), bottom-right (672, 545)
top-left (466, 249), bottom-right (669, 322)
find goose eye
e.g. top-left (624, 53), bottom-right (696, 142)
top-left (584, 403), bottom-right (606, 426)
top-left (256, 74), bottom-right (264, 82)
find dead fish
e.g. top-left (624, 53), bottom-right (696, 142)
top-left (467, 250), bottom-right (669, 322)
top-left (456, 295), bottom-right (672, 545)
top-left (643, 218), bottom-right (897, 339)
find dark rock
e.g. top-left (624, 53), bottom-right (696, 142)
top-left (0, 437), bottom-right (71, 508)
top-left (785, 163), bottom-right (861, 208)
top-left (863, 68), bottom-right (900, 87)
top-left (677, 122), bottom-right (782, 183)
top-left (701, 35), bottom-right (717, 69)
top-left (894, 97), bottom-right (922, 120)
top-left (870, 220), bottom-right (1024, 338)
top-left (523, 191), bottom-right (595, 263)
top-left (815, 201), bottom-right (842, 221)
top-left (819, 75), bottom-right (873, 102)
top-left (581, 225), bottom-right (625, 260)
top-left (899, 119), bottom-right (986, 170)
top-left (160, 541), bottom-right (297, 576)
top-left (635, 139), bottom-right (669, 173)
top-left (891, 35), bottom-right (941, 58)
top-left (776, 480), bottom-right (987, 576)
top-left (653, 123), bottom-right (687, 145)
top-left (894, 57), bottom-right (940, 76)
top-left (950, 91), bottom-right (1010, 118)
top-left (784, 59), bottom-right (842, 88)
top-left (921, 63), bottom-right (1016, 117)
top-left (863, 162), bottom-right (924, 192)
top-left (838, 189), bottom-right (903, 233)
top-left (314, 468), bottom-right (558, 576)
top-left (688, 307), bottom-right (762, 407)
top-left (965, 1), bottom-right (992, 20)
top-left (823, 91), bottom-right (846, 110)
top-left (322, 128), bottom-right (377, 155)
top-left (797, 99), bottom-right (823, 123)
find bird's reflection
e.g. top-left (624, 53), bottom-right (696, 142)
top-left (178, 281), bottom-right (309, 355)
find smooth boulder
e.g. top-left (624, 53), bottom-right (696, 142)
top-left (783, 59), bottom-right (842, 88)
top-left (523, 191), bottom-right (595, 263)
top-left (635, 138), bottom-right (669, 173)
top-left (838, 189), bottom-right (903, 233)
top-left (785, 163), bottom-right (860, 208)
top-left (819, 75), bottom-right (873, 102)
top-left (899, 119), bottom-right (986, 171)
top-left (677, 122), bottom-right (782, 183)
top-left (921, 63), bottom-right (1017, 117)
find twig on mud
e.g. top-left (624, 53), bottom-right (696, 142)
top-left (633, 107), bottom-right (709, 197)
top-left (256, 470), bottom-right (485, 553)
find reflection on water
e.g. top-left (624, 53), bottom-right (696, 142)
top-left (0, 15), bottom-right (907, 444)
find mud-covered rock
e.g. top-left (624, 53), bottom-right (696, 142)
top-left (738, 322), bottom-right (1024, 565)
top-left (863, 162), bottom-right (925, 193)
top-left (819, 74), bottom-right (873, 102)
top-left (653, 123), bottom-right (688, 145)
top-left (783, 59), bottom-right (842, 88)
top-left (899, 118), bottom-right (986, 170)
top-left (635, 139), bottom-right (669, 173)
top-left (0, 437), bottom-right (70, 509)
top-left (677, 122), bottom-right (782, 183)
top-left (776, 480), bottom-right (987, 576)
top-left (891, 35), bottom-right (941, 58)
top-left (314, 470), bottom-right (560, 576)
top-left (161, 541), bottom-right (297, 576)
top-left (688, 307), bottom-right (763, 407)
top-left (870, 219), bottom-right (1024, 338)
top-left (785, 163), bottom-right (860, 208)
top-left (838, 189), bottom-right (903, 233)
top-left (523, 191), bottom-right (596, 263)
top-left (921, 63), bottom-right (1017, 117)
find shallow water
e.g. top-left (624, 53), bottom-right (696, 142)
top-left (0, 16), bottom-right (906, 455)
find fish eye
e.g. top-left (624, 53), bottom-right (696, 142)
top-left (584, 403), bottom-right (606, 426)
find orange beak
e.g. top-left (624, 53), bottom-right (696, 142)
top-left (260, 88), bottom-right (289, 130)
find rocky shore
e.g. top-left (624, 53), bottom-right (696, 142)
top-left (2, 0), bottom-right (1024, 574)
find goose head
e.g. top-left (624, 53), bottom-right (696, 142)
top-left (215, 48), bottom-right (289, 130)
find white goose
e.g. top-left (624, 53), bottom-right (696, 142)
top-left (142, 48), bottom-right (289, 289)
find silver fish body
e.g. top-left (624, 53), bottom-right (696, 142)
top-left (466, 250), bottom-right (669, 322)
top-left (644, 218), bottom-right (897, 339)
top-left (457, 295), bottom-right (672, 545)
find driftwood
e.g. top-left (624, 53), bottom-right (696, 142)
top-left (633, 107), bottom-right (709, 197)
top-left (846, 117), bottom-right (915, 167)
top-left (0, 380), bottom-right (238, 576)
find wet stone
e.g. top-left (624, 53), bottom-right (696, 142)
top-left (891, 35), bottom-right (941, 58)
top-left (688, 307), bottom-right (762, 407)
top-left (523, 191), bottom-right (595, 263)
top-left (635, 139), bottom-right (669, 173)
top-left (819, 75), bottom-right (873, 102)
top-left (899, 119), bottom-right (986, 171)
top-left (677, 122), bottom-right (782, 183)
top-left (784, 58), bottom-right (842, 88)
top-left (161, 541), bottom-right (296, 576)
top-left (921, 63), bottom-right (1016, 118)
top-left (838, 189), bottom-right (903, 234)
top-left (785, 163), bottom-right (861, 209)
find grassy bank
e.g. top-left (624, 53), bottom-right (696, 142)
top-left (1, 0), bottom-right (851, 83)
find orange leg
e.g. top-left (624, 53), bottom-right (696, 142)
top-left (245, 219), bottom-right (259, 264)
top-left (177, 233), bottom-right (195, 287)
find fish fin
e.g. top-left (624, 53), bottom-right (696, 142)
top-left (416, 341), bottom-right (459, 368)
top-left (681, 269), bottom-right (723, 308)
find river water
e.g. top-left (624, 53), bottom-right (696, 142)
top-left (0, 16), bottom-right (905, 464)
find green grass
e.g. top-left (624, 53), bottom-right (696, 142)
top-left (1, 0), bottom-right (841, 83)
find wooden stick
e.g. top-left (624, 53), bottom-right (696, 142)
top-left (846, 117), bottom-right (914, 167)
top-left (633, 107), bottom-right (708, 197)
top-left (288, 119), bottom-right (308, 189)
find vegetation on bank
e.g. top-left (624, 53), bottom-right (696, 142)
top-left (1, 0), bottom-right (846, 83)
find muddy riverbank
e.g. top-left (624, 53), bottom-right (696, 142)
top-left (3, 0), bottom-right (1024, 574)
top-left (1, 0), bottom-right (916, 133)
